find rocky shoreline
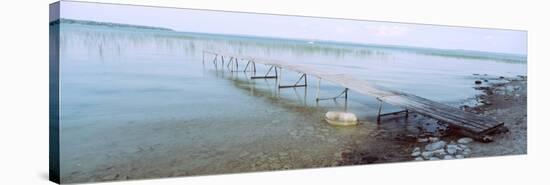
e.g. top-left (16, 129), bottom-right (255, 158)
top-left (411, 137), bottom-right (473, 161)
top-left (338, 75), bottom-right (527, 164)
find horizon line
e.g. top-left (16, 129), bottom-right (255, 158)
top-left (55, 18), bottom-right (527, 59)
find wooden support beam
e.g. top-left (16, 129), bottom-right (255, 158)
top-left (279, 84), bottom-right (307, 88)
top-left (316, 88), bottom-right (348, 101)
top-left (278, 73), bottom-right (307, 89)
top-left (379, 109), bottom-right (409, 117)
top-left (250, 65), bottom-right (277, 79)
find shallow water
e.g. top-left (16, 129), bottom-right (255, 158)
top-left (56, 22), bottom-right (527, 182)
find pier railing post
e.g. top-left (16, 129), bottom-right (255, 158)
top-left (277, 67), bottom-right (281, 88)
top-left (234, 58), bottom-right (239, 72)
top-left (250, 64), bottom-right (277, 79)
top-left (375, 98), bottom-right (409, 123)
top-left (212, 54), bottom-right (218, 70)
top-left (253, 61), bottom-right (257, 74)
top-left (304, 73), bottom-right (308, 86)
top-left (315, 87), bottom-right (348, 101)
top-left (243, 60), bottom-right (251, 74)
top-left (226, 57), bottom-right (232, 71)
top-left (377, 100), bottom-right (383, 124)
top-left (316, 78), bottom-right (321, 101)
top-left (278, 73), bottom-right (307, 89)
top-left (221, 55), bottom-right (225, 67)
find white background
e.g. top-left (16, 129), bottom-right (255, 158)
top-left (0, 0), bottom-right (548, 184)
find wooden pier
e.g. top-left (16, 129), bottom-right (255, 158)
top-left (202, 50), bottom-right (505, 141)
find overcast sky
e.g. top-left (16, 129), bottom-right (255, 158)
top-left (59, 1), bottom-right (527, 55)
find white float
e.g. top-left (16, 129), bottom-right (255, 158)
top-left (325, 111), bottom-right (358, 126)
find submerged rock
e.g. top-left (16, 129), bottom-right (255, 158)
top-left (278, 152), bottom-right (288, 156)
top-left (417, 138), bottom-right (429, 143)
top-left (443, 155), bottom-right (454, 160)
top-left (271, 163), bottom-right (282, 169)
top-left (334, 152), bottom-right (343, 158)
top-left (457, 137), bottom-right (473, 144)
top-left (325, 111), bottom-right (358, 126)
top-left (425, 141), bottom-right (447, 151)
top-left (239, 151), bottom-right (250, 158)
top-left (462, 148), bottom-right (472, 156)
top-left (446, 145), bottom-right (459, 155)
top-left (482, 135), bottom-right (493, 143)
top-left (481, 100), bottom-right (492, 105)
top-left (102, 174), bottom-right (119, 181)
top-left (432, 148), bottom-right (446, 156)
top-left (410, 147), bottom-right (421, 157)
top-left (421, 151), bottom-right (433, 158)
top-left (428, 137), bottom-right (440, 142)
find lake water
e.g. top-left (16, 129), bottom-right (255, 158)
top-left (56, 22), bottom-right (527, 182)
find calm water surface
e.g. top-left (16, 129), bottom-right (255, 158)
top-left (57, 22), bottom-right (526, 182)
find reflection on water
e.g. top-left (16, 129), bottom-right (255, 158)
top-left (57, 22), bottom-right (527, 183)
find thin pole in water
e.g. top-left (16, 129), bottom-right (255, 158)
top-left (277, 67), bottom-right (282, 88)
top-left (377, 100), bottom-right (383, 124)
top-left (316, 78), bottom-right (321, 101)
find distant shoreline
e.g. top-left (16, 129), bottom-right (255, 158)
top-left (51, 18), bottom-right (173, 31)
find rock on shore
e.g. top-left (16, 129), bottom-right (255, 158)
top-left (411, 137), bottom-right (473, 161)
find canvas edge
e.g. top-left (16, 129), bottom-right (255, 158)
top-left (49, 1), bottom-right (61, 184)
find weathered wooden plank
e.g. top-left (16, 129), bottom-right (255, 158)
top-left (204, 50), bottom-right (504, 136)
top-left (379, 95), bottom-right (487, 132)
top-left (383, 93), bottom-right (502, 128)
top-left (379, 94), bottom-right (502, 132)
top-left (382, 95), bottom-right (486, 125)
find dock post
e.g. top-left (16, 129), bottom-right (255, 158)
top-left (250, 65), bottom-right (277, 79)
top-left (344, 95), bottom-right (348, 111)
top-left (377, 100), bottom-right (383, 124)
top-left (316, 78), bottom-right (321, 101)
top-left (221, 56), bottom-right (226, 71)
top-left (230, 57), bottom-right (235, 72)
top-left (344, 88), bottom-right (348, 100)
top-left (225, 57), bottom-right (230, 70)
top-left (235, 58), bottom-right (239, 72)
top-left (243, 60), bottom-right (251, 73)
top-left (250, 60), bottom-right (256, 76)
top-left (230, 58), bottom-right (236, 72)
top-left (304, 74), bottom-right (308, 87)
top-left (212, 54), bottom-right (218, 70)
top-left (253, 61), bottom-right (257, 75)
top-left (278, 73), bottom-right (307, 88)
top-left (277, 67), bottom-right (281, 88)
